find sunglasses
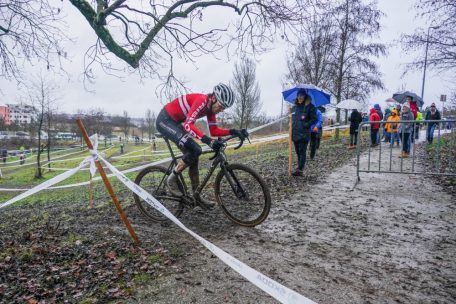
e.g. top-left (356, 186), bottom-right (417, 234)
top-left (431, 105), bottom-right (436, 108)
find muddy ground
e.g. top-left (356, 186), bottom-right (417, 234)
top-left (0, 136), bottom-right (455, 303)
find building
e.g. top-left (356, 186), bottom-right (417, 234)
top-left (7, 103), bottom-right (37, 125)
top-left (0, 103), bottom-right (11, 125)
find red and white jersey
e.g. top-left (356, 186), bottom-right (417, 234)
top-left (164, 93), bottom-right (230, 139)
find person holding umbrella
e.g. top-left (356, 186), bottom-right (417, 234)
top-left (291, 90), bottom-right (317, 176)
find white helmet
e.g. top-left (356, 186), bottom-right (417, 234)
top-left (213, 83), bottom-right (235, 109)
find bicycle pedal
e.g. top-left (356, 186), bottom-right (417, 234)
top-left (181, 196), bottom-right (197, 208)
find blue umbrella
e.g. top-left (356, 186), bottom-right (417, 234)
top-left (282, 84), bottom-right (331, 107)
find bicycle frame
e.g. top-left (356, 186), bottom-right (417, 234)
top-left (162, 136), bottom-right (247, 201)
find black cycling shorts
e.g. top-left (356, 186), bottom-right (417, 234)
top-left (156, 109), bottom-right (202, 165)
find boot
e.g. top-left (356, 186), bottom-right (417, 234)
top-left (292, 168), bottom-right (303, 176)
top-left (189, 160), bottom-right (215, 209)
top-left (398, 151), bottom-right (408, 158)
top-left (166, 170), bottom-right (183, 196)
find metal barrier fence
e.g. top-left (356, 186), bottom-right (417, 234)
top-left (355, 119), bottom-right (456, 184)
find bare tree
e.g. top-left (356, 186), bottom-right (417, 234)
top-left (286, 0), bottom-right (385, 137)
top-left (330, 0), bottom-right (385, 135)
top-left (402, 0), bottom-right (456, 73)
top-left (68, 0), bottom-right (312, 93)
top-left (286, 13), bottom-right (336, 89)
top-left (230, 57), bottom-right (261, 129)
top-left (22, 74), bottom-right (60, 178)
top-left (0, 0), bottom-right (68, 81)
top-left (120, 110), bottom-right (130, 142)
top-left (145, 109), bottom-right (156, 140)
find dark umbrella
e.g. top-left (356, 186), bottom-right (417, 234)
top-left (392, 91), bottom-right (424, 107)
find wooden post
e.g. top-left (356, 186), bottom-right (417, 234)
top-left (76, 119), bottom-right (140, 245)
top-left (288, 107), bottom-right (293, 176)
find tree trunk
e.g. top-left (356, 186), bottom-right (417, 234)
top-left (35, 114), bottom-right (43, 178)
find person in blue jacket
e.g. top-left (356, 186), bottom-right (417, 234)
top-left (291, 90), bottom-right (317, 176)
top-left (310, 107), bottom-right (324, 160)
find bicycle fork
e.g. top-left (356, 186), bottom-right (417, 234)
top-left (220, 164), bottom-right (248, 200)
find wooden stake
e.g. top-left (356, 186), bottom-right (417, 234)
top-left (76, 119), bottom-right (140, 245)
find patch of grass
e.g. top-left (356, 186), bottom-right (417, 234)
top-left (61, 233), bottom-right (80, 246)
top-left (79, 297), bottom-right (97, 304)
top-left (133, 272), bottom-right (152, 284)
top-left (18, 247), bottom-right (34, 262)
top-left (148, 254), bottom-right (164, 264)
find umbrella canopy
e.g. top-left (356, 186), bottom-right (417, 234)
top-left (335, 99), bottom-right (363, 110)
top-left (385, 98), bottom-right (396, 104)
top-left (392, 91), bottom-right (424, 107)
top-left (282, 84), bottom-right (331, 107)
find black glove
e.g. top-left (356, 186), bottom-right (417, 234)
top-left (210, 138), bottom-right (224, 151)
top-left (230, 128), bottom-right (249, 140)
top-left (201, 135), bottom-right (212, 146)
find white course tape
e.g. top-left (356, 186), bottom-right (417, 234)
top-left (0, 157), bottom-right (90, 210)
top-left (98, 154), bottom-right (316, 304)
top-left (88, 134), bottom-right (99, 177)
top-left (0, 133), bottom-right (286, 192)
top-left (248, 116), bottom-right (287, 133)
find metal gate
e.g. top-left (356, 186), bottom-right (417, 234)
top-left (355, 119), bottom-right (455, 184)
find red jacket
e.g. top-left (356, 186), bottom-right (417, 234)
top-left (410, 101), bottom-right (418, 119)
top-left (164, 93), bottom-right (230, 139)
top-left (369, 108), bottom-right (381, 129)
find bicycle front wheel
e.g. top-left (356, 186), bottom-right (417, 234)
top-left (133, 165), bottom-right (184, 222)
top-left (214, 163), bottom-right (271, 227)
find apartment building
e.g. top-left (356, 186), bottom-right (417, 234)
top-left (0, 103), bottom-right (11, 125)
top-left (7, 103), bottom-right (37, 125)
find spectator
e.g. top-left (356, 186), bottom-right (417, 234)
top-left (291, 90), bottom-right (317, 176)
top-left (310, 107), bottom-right (324, 160)
top-left (362, 113), bottom-right (369, 131)
top-left (383, 108), bottom-right (391, 143)
top-left (398, 102), bottom-right (414, 158)
top-left (348, 108), bottom-right (363, 149)
top-left (1, 148), bottom-right (7, 163)
top-left (447, 116), bottom-right (454, 130)
top-left (396, 104), bottom-right (402, 115)
top-left (406, 96), bottom-right (418, 119)
top-left (374, 103), bottom-right (384, 144)
top-left (425, 102), bottom-right (441, 144)
top-left (369, 108), bottom-right (381, 147)
top-left (415, 111), bottom-right (423, 139)
top-left (385, 109), bottom-right (400, 147)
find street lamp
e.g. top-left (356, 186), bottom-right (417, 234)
top-left (421, 25), bottom-right (439, 100)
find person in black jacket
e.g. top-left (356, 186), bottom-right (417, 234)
top-left (348, 108), bottom-right (363, 149)
top-left (291, 90), bottom-right (317, 176)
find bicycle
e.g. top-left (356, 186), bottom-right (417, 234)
top-left (133, 134), bottom-right (271, 227)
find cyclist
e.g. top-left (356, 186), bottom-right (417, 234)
top-left (156, 83), bottom-right (248, 208)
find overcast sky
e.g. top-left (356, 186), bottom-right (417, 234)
top-left (0, 0), bottom-right (453, 118)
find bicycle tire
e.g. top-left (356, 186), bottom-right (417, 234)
top-left (214, 163), bottom-right (271, 227)
top-left (133, 165), bottom-right (184, 222)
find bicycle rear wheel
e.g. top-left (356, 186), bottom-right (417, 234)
top-left (214, 163), bottom-right (271, 227)
top-left (133, 165), bottom-right (184, 222)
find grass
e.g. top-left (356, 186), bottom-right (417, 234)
top-left (1, 132), bottom-right (347, 208)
